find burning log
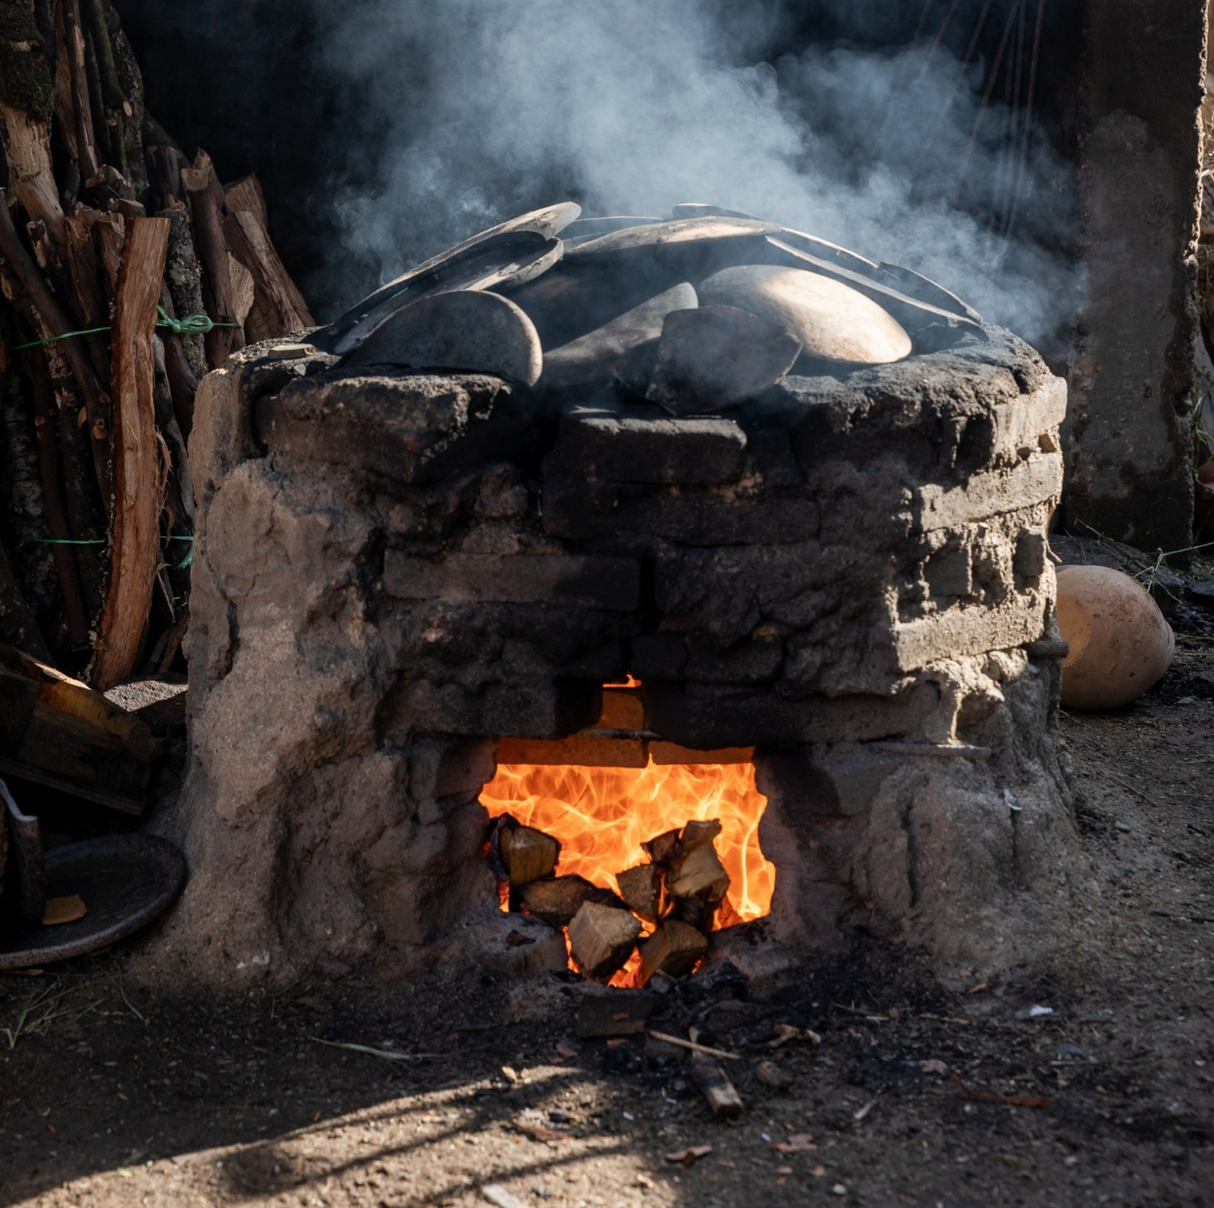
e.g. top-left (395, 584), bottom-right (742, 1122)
top-left (567, 900), bottom-right (641, 982)
top-left (519, 874), bottom-right (621, 928)
top-left (615, 863), bottom-right (663, 924)
top-left (499, 823), bottom-right (561, 886)
top-left (638, 919), bottom-right (708, 983)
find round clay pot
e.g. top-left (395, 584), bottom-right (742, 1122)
top-left (1056, 565), bottom-right (1174, 710)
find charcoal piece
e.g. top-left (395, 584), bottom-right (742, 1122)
top-left (341, 290), bottom-right (543, 386)
top-left (646, 305), bottom-right (801, 415)
top-left (543, 283), bottom-right (697, 389)
top-left (698, 265), bottom-right (911, 365)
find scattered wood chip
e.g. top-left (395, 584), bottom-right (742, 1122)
top-left (770, 1023), bottom-right (822, 1048)
top-left (950, 1074), bottom-right (1052, 1108)
top-left (771, 1133), bottom-right (817, 1154)
top-left (665, 1145), bottom-right (713, 1167)
top-left (689, 1054), bottom-right (745, 1118)
top-left (755, 1060), bottom-right (793, 1090)
top-left (646, 1030), bottom-right (742, 1061)
top-left (511, 1121), bottom-right (566, 1143)
top-left (41, 895), bottom-right (86, 926)
top-left (919, 1058), bottom-right (949, 1075)
top-left (555, 1041), bottom-right (579, 1059)
top-left (308, 1037), bottom-right (440, 1061)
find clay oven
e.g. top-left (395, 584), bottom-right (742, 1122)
top-left (152, 209), bottom-right (1085, 988)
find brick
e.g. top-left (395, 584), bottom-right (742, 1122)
top-left (596, 688), bottom-right (645, 729)
top-left (891, 591), bottom-right (1051, 672)
top-left (383, 552), bottom-right (641, 611)
top-left (496, 734), bottom-right (648, 767)
top-left (913, 453), bottom-right (1062, 533)
top-left (685, 635), bottom-right (784, 683)
top-left (385, 678), bottom-right (602, 740)
top-left (547, 402), bottom-right (748, 484)
top-left (542, 475), bottom-right (821, 546)
top-left (629, 632), bottom-right (689, 679)
top-left (648, 741), bottom-right (752, 765)
top-left (256, 371), bottom-right (527, 485)
top-left (641, 681), bottom-right (942, 748)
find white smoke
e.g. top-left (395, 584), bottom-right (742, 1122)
top-left (309, 0), bottom-right (1075, 351)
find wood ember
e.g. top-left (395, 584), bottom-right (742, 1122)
top-left (615, 864), bottom-right (663, 923)
top-left (0, 0), bottom-right (311, 675)
top-left (638, 920), bottom-right (708, 982)
top-left (496, 812), bottom-right (733, 987)
top-left (499, 824), bottom-right (560, 886)
top-left (519, 874), bottom-right (620, 928)
top-left (567, 900), bottom-right (641, 981)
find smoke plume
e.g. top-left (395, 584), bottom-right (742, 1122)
top-left (308, 0), bottom-right (1076, 351)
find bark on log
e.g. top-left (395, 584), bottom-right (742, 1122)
top-left (0, 190), bottom-right (111, 498)
top-left (182, 151), bottom-right (245, 369)
top-left (223, 175), bottom-right (315, 341)
top-left (58, 0), bottom-right (99, 184)
top-left (26, 341), bottom-right (92, 648)
top-left (90, 215), bottom-right (169, 690)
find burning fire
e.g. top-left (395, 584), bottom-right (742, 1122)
top-left (480, 759), bottom-right (776, 926)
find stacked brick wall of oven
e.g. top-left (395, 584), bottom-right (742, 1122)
top-left (137, 326), bottom-right (1093, 989)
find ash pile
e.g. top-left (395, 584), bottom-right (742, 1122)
top-left (313, 201), bottom-right (982, 408)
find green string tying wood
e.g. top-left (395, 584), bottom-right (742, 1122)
top-left (9, 308), bottom-right (238, 352)
top-left (20, 534), bottom-right (194, 569)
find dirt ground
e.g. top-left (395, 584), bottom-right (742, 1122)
top-left (4, 565), bottom-right (1214, 1207)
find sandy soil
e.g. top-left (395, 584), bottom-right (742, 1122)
top-left (4, 590), bottom-right (1214, 1207)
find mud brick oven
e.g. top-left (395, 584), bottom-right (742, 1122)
top-left (147, 218), bottom-right (1090, 989)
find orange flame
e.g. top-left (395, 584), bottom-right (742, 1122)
top-left (481, 759), bottom-right (776, 925)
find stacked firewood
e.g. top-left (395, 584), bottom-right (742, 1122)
top-left (0, 0), bottom-right (312, 684)
top-left (494, 817), bottom-right (732, 985)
